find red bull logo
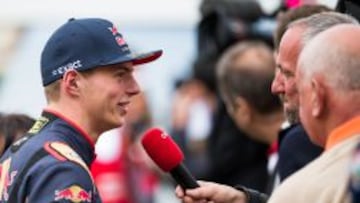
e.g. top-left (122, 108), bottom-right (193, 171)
top-left (108, 25), bottom-right (118, 36)
top-left (55, 185), bottom-right (92, 202)
top-left (108, 25), bottom-right (127, 46)
top-left (0, 158), bottom-right (17, 201)
top-left (115, 36), bottom-right (126, 46)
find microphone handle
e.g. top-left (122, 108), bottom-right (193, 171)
top-left (170, 163), bottom-right (200, 189)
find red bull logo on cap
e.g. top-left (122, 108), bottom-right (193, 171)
top-left (108, 25), bottom-right (118, 36)
top-left (108, 25), bottom-right (126, 46)
top-left (54, 185), bottom-right (92, 202)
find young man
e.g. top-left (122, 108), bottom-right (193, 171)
top-left (0, 18), bottom-right (162, 202)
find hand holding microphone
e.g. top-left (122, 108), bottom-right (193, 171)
top-left (141, 128), bottom-right (199, 189)
top-left (141, 128), bottom-right (252, 203)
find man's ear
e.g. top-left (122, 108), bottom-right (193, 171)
top-left (233, 96), bottom-right (252, 125)
top-left (311, 78), bottom-right (325, 118)
top-left (62, 70), bottom-right (80, 96)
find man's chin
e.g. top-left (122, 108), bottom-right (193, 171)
top-left (105, 117), bottom-right (125, 131)
top-left (283, 101), bottom-right (291, 109)
top-left (284, 106), bottom-right (300, 124)
top-left (115, 118), bottom-right (125, 128)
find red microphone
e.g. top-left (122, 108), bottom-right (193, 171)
top-left (141, 128), bottom-right (199, 189)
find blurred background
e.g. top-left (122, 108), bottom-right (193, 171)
top-left (0, 0), bottom-right (339, 203)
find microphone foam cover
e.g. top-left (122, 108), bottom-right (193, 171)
top-left (141, 128), bottom-right (184, 172)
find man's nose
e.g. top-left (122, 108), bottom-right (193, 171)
top-left (127, 76), bottom-right (141, 97)
top-left (271, 71), bottom-right (285, 95)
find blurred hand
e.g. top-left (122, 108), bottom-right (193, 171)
top-left (175, 181), bottom-right (247, 203)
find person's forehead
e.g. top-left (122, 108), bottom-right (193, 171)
top-left (279, 27), bottom-right (303, 54)
top-left (111, 62), bottom-right (134, 69)
top-left (277, 28), bottom-right (303, 69)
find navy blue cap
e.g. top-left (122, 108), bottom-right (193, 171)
top-left (40, 18), bottom-right (162, 86)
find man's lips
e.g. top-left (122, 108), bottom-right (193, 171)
top-left (118, 101), bottom-right (130, 115)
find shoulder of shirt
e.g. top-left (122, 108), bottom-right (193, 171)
top-left (42, 141), bottom-right (95, 184)
top-left (43, 141), bottom-right (89, 172)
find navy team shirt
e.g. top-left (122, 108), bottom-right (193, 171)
top-left (0, 110), bottom-right (101, 203)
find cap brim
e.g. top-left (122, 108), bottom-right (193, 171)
top-left (132, 50), bottom-right (163, 65)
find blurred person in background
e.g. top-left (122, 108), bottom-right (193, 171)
top-left (337, 0), bottom-right (360, 21)
top-left (170, 78), bottom-right (215, 180)
top-left (175, 11), bottom-right (358, 203)
top-left (216, 40), bottom-right (283, 193)
top-left (0, 113), bottom-right (35, 155)
top-left (123, 92), bottom-right (160, 203)
top-left (92, 92), bottom-right (159, 203)
top-left (189, 0), bottom-right (275, 191)
top-left (0, 17), bottom-right (161, 202)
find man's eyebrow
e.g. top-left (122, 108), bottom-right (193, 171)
top-left (116, 66), bottom-right (134, 73)
top-left (276, 64), bottom-right (283, 70)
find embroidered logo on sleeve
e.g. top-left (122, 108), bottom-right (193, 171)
top-left (54, 185), bottom-right (92, 202)
top-left (0, 158), bottom-right (17, 201)
top-left (44, 142), bottom-right (89, 173)
top-left (44, 142), bottom-right (95, 189)
top-left (28, 116), bottom-right (49, 134)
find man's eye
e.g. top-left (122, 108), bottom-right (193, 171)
top-left (116, 72), bottom-right (126, 77)
top-left (282, 70), bottom-right (294, 78)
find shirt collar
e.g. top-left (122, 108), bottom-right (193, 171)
top-left (325, 116), bottom-right (360, 150)
top-left (43, 108), bottom-right (95, 149)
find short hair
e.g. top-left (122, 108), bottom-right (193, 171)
top-left (327, 45), bottom-right (360, 91)
top-left (273, 4), bottom-right (332, 50)
top-left (289, 12), bottom-right (359, 47)
top-left (44, 80), bottom-right (60, 103)
top-left (217, 41), bottom-right (281, 114)
top-left (43, 69), bottom-right (95, 103)
top-left (299, 32), bottom-right (360, 91)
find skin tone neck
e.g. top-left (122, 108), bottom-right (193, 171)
top-left (316, 78), bottom-right (360, 146)
top-left (327, 96), bottom-right (360, 138)
top-left (46, 98), bottom-right (102, 142)
top-left (231, 97), bottom-right (283, 144)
